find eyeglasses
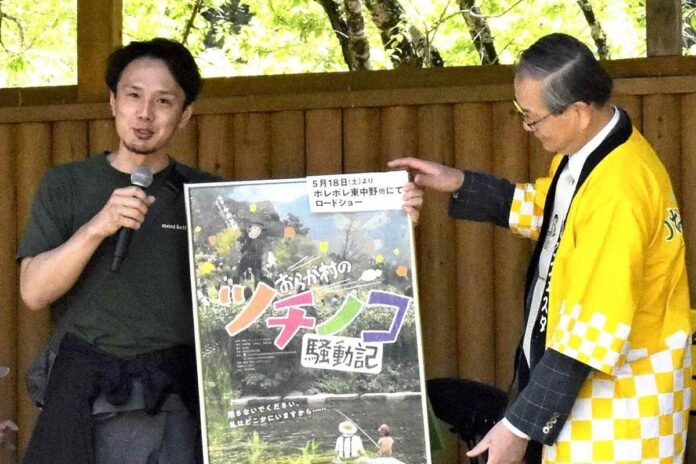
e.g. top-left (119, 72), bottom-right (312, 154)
top-left (512, 98), bottom-right (556, 130)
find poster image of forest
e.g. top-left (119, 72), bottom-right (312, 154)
top-left (185, 174), bottom-right (431, 464)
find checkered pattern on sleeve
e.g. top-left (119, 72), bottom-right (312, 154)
top-left (544, 330), bottom-right (691, 463)
top-left (548, 303), bottom-right (631, 375)
top-left (509, 183), bottom-right (544, 240)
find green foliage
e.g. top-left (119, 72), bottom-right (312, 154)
top-left (0, 0), bottom-right (656, 87)
top-left (246, 432), bottom-right (267, 464)
top-left (272, 234), bottom-right (318, 269)
top-left (685, 0), bottom-right (696, 52)
top-left (215, 228), bottom-right (242, 256)
top-left (0, 0), bottom-right (76, 87)
top-left (120, 0), bottom-right (649, 74)
top-left (202, 343), bottom-right (242, 448)
top-left (228, 433), bottom-right (333, 464)
top-left (291, 440), bottom-right (321, 464)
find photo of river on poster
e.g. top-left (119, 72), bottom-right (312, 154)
top-left (207, 394), bottom-right (427, 463)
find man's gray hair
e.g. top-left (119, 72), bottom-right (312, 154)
top-left (516, 33), bottom-right (613, 114)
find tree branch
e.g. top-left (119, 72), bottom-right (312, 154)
top-left (364, 0), bottom-right (417, 67)
top-left (364, 0), bottom-right (441, 68)
top-left (182, 0), bottom-right (205, 45)
top-left (315, 0), bottom-right (355, 70)
top-left (458, 0), bottom-right (498, 64)
top-left (0, 0), bottom-right (25, 54)
top-left (576, 0), bottom-right (610, 59)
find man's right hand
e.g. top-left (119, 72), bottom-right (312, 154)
top-left (0, 419), bottom-right (18, 450)
top-left (20, 186), bottom-right (155, 310)
top-left (388, 157), bottom-right (465, 193)
top-left (87, 186), bottom-right (155, 239)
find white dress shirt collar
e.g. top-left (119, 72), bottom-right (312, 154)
top-left (565, 106), bottom-right (620, 182)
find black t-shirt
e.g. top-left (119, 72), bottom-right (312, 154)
top-left (17, 153), bottom-right (219, 356)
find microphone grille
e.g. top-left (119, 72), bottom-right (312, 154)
top-left (131, 165), bottom-right (154, 188)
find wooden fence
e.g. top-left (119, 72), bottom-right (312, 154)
top-left (0, 58), bottom-right (695, 463)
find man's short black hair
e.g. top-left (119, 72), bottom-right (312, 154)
top-left (105, 38), bottom-right (202, 107)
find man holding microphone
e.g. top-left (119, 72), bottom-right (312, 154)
top-left (18, 38), bottom-right (218, 464)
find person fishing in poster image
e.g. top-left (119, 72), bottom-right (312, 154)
top-left (376, 423), bottom-right (394, 457)
top-left (334, 421), bottom-right (366, 463)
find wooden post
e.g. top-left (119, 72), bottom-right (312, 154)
top-left (77, 0), bottom-right (122, 102)
top-left (306, 109), bottom-right (342, 175)
top-left (16, 123), bottom-right (53, 454)
top-left (0, 125), bottom-right (17, 464)
top-left (646, 0), bottom-right (682, 56)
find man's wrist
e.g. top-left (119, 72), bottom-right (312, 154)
top-left (501, 417), bottom-right (530, 440)
top-left (451, 170), bottom-right (466, 199)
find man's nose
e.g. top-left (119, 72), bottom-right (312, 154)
top-left (137, 100), bottom-right (154, 120)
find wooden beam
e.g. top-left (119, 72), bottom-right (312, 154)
top-left (77, 0), bottom-right (122, 102)
top-left (646, 0), bottom-right (682, 56)
top-left (5, 74), bottom-right (696, 124)
top-left (4, 56), bottom-right (696, 110)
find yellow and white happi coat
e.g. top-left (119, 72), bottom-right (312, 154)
top-left (510, 127), bottom-right (691, 463)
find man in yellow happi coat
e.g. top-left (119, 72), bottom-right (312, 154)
top-left (392, 33), bottom-right (691, 463)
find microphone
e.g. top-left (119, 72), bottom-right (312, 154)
top-left (110, 165), bottom-right (154, 272)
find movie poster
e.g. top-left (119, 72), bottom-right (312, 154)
top-left (185, 171), bottom-right (431, 464)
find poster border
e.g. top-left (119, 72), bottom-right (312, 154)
top-left (184, 175), bottom-right (431, 463)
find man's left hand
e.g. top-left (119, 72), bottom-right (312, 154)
top-left (402, 181), bottom-right (424, 225)
top-left (466, 421), bottom-right (528, 464)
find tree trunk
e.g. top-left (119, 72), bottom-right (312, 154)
top-left (363, 0), bottom-right (441, 68)
top-left (576, 0), bottom-right (610, 59)
top-left (458, 0), bottom-right (498, 64)
top-left (406, 23), bottom-right (444, 67)
top-left (683, 0), bottom-right (696, 49)
top-left (344, 0), bottom-right (371, 70)
top-left (315, 0), bottom-right (356, 70)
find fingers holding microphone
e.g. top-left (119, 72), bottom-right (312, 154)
top-left (89, 167), bottom-right (155, 239)
top-left (106, 187), bottom-right (156, 231)
top-left (110, 166), bottom-right (154, 272)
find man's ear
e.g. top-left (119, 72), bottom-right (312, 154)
top-left (573, 101), bottom-right (592, 131)
top-left (109, 92), bottom-right (117, 117)
top-left (179, 104), bottom-right (193, 129)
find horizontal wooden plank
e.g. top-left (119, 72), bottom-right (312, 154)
top-left (195, 83), bottom-right (515, 113)
top-left (203, 55), bottom-right (696, 95)
top-left (204, 55), bottom-right (696, 93)
top-left (0, 55), bottom-right (695, 121)
top-left (613, 76), bottom-right (696, 95)
top-left (0, 102), bottom-right (111, 123)
top-left (0, 86), bottom-right (77, 107)
top-left (3, 74), bottom-right (696, 124)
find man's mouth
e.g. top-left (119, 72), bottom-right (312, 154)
top-left (134, 128), bottom-right (154, 139)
